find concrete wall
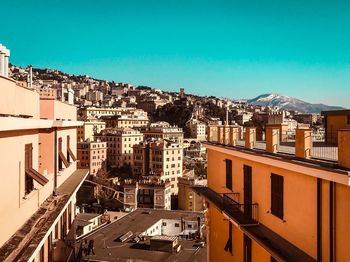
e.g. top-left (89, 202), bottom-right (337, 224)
top-left (0, 77), bottom-right (40, 118)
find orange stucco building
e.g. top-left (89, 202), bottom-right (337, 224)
top-left (0, 72), bottom-right (88, 261)
top-left (194, 124), bottom-right (350, 262)
top-left (322, 110), bottom-right (350, 144)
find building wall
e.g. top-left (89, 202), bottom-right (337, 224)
top-left (178, 178), bottom-right (204, 211)
top-left (77, 141), bottom-right (107, 175)
top-left (205, 141), bottom-right (350, 261)
top-left (207, 148), bottom-right (318, 258)
top-left (77, 121), bottom-right (105, 142)
top-left (325, 115), bottom-right (350, 143)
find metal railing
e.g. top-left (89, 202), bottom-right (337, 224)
top-left (208, 127), bottom-right (339, 162)
top-left (222, 194), bottom-right (259, 225)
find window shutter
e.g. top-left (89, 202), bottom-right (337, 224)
top-left (271, 173), bottom-right (284, 219)
top-left (225, 159), bottom-right (233, 190)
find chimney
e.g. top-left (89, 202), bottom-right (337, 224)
top-left (226, 107), bottom-right (229, 125)
top-left (295, 127), bottom-right (312, 159)
top-left (266, 125), bottom-right (280, 153)
top-left (338, 130), bottom-right (350, 169)
top-left (229, 126), bottom-right (238, 146)
top-left (245, 127), bottom-right (256, 149)
top-left (27, 65), bottom-right (33, 88)
top-left (0, 44), bottom-right (5, 76)
top-left (4, 47), bottom-right (10, 78)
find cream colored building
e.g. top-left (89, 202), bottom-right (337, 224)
top-left (123, 178), bottom-right (172, 210)
top-left (187, 119), bottom-right (206, 141)
top-left (77, 140), bottom-right (107, 175)
top-left (133, 139), bottom-right (183, 195)
top-left (101, 112), bottom-right (149, 129)
top-left (0, 62), bottom-right (88, 262)
top-left (77, 118), bottom-right (106, 142)
top-left (178, 170), bottom-right (206, 211)
top-left (95, 128), bottom-right (144, 168)
top-left (78, 106), bottom-right (146, 119)
top-left (142, 122), bottom-right (184, 145)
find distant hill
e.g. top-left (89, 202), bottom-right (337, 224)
top-left (247, 93), bottom-right (345, 113)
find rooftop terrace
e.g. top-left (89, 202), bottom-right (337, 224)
top-left (81, 209), bottom-right (206, 262)
top-left (207, 125), bottom-right (350, 171)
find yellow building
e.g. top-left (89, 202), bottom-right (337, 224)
top-left (0, 57), bottom-right (88, 261)
top-left (77, 140), bottom-right (107, 175)
top-left (194, 124), bottom-right (350, 262)
top-left (178, 169), bottom-right (206, 211)
top-left (322, 110), bottom-right (350, 144)
top-left (133, 139), bottom-right (183, 195)
top-left (142, 122), bottom-right (184, 145)
top-left (77, 118), bottom-right (106, 142)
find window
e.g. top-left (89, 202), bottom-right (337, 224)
top-left (271, 173), bottom-right (284, 219)
top-left (67, 136), bottom-right (77, 162)
top-left (175, 223), bottom-right (180, 227)
top-left (25, 144), bottom-right (34, 194)
top-left (225, 159), bottom-right (232, 190)
top-left (58, 138), bottom-right (69, 170)
top-left (162, 222), bottom-right (167, 226)
top-left (25, 144), bottom-right (48, 195)
top-left (224, 221), bottom-right (233, 254)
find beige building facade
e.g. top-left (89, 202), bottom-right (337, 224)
top-left (133, 139), bottom-right (183, 195)
top-left (95, 128), bottom-right (144, 168)
top-left (178, 170), bottom-right (206, 211)
top-left (77, 140), bottom-right (107, 175)
top-left (0, 72), bottom-right (88, 262)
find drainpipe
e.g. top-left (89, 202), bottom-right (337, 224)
top-left (53, 128), bottom-right (58, 196)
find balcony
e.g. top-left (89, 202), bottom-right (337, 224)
top-left (193, 186), bottom-right (316, 262)
top-left (40, 99), bottom-right (77, 121)
top-left (192, 186), bottom-right (258, 225)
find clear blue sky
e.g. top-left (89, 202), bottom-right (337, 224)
top-left (1, 0), bottom-right (350, 107)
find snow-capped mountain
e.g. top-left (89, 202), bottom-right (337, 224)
top-left (247, 93), bottom-right (345, 113)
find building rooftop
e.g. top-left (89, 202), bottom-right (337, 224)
top-left (76, 212), bottom-right (101, 221)
top-left (321, 109), bottom-right (350, 116)
top-left (82, 208), bottom-right (206, 262)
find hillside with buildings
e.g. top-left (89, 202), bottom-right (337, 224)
top-left (2, 42), bottom-right (350, 262)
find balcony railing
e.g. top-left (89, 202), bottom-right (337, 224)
top-left (193, 187), bottom-right (259, 226)
top-left (208, 126), bottom-right (339, 162)
top-left (222, 194), bottom-right (259, 225)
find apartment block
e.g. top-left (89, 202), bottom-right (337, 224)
top-left (77, 118), bottom-right (106, 142)
top-left (77, 140), bottom-right (107, 175)
top-left (194, 124), bottom-right (350, 262)
top-left (142, 122), bottom-right (184, 145)
top-left (78, 106), bottom-right (146, 119)
top-left (123, 178), bottom-right (172, 210)
top-left (0, 62), bottom-right (88, 261)
top-left (187, 119), bottom-right (207, 141)
top-left (178, 170), bottom-right (206, 211)
top-left (133, 139), bottom-right (183, 195)
top-left (101, 111), bottom-right (149, 129)
top-left (95, 128), bottom-right (144, 168)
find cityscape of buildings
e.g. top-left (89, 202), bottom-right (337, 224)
top-left (1, 37), bottom-right (350, 262)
